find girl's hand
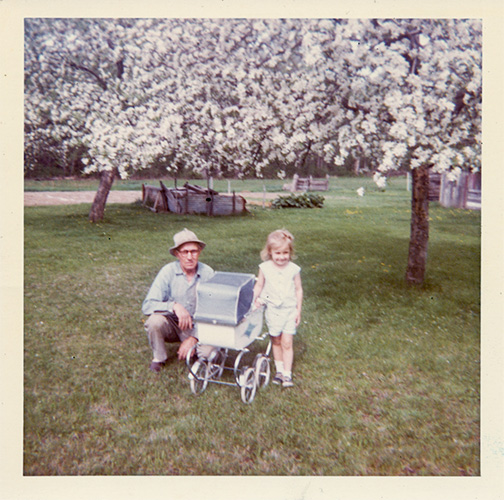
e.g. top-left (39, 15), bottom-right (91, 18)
top-left (253, 297), bottom-right (264, 309)
top-left (295, 310), bottom-right (301, 326)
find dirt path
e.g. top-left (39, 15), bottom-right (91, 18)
top-left (24, 191), bottom-right (142, 206)
top-left (24, 190), bottom-right (282, 206)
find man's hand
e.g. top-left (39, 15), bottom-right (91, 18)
top-left (177, 336), bottom-right (198, 361)
top-left (173, 302), bottom-right (193, 331)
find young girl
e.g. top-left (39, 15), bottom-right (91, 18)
top-left (253, 229), bottom-right (303, 388)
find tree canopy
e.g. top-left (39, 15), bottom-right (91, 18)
top-left (25, 18), bottom-right (481, 182)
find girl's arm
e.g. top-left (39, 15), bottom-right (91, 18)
top-left (294, 272), bottom-right (303, 325)
top-left (253, 268), bottom-right (265, 307)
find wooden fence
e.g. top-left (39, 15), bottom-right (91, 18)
top-left (283, 174), bottom-right (330, 192)
top-left (429, 171), bottom-right (481, 210)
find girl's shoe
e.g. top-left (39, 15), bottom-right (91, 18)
top-left (282, 376), bottom-right (294, 388)
top-left (272, 372), bottom-right (284, 385)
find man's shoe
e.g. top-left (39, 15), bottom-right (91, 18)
top-left (272, 372), bottom-right (284, 385)
top-left (149, 361), bottom-right (165, 373)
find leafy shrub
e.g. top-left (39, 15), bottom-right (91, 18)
top-left (271, 192), bottom-right (325, 209)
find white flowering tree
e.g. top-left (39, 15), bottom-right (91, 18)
top-left (320, 19), bottom-right (482, 283)
top-left (282, 19), bottom-right (481, 283)
top-left (25, 18), bottom-right (158, 221)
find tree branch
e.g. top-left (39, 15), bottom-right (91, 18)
top-left (341, 94), bottom-right (371, 115)
top-left (67, 59), bottom-right (108, 91)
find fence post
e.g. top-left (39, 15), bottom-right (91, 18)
top-left (292, 173), bottom-right (299, 192)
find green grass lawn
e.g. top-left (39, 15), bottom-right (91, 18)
top-left (23, 177), bottom-right (480, 475)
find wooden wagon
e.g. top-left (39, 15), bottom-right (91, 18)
top-left (142, 181), bottom-right (247, 215)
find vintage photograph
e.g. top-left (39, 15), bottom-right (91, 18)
top-left (2, 1), bottom-right (502, 499)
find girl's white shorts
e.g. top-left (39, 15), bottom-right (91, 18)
top-left (265, 305), bottom-right (297, 337)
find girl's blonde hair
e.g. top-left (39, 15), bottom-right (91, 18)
top-left (260, 229), bottom-right (295, 261)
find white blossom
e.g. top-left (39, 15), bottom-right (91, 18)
top-left (373, 172), bottom-right (387, 190)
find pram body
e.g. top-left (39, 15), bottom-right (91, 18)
top-left (186, 272), bottom-right (271, 403)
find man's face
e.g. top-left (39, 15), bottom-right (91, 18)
top-left (175, 242), bottom-right (202, 274)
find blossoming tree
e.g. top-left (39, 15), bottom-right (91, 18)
top-left (274, 18), bottom-right (481, 283)
top-left (317, 19), bottom-right (482, 283)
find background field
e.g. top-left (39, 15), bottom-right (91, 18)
top-left (23, 177), bottom-right (480, 475)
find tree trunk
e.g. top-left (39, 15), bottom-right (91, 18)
top-left (353, 158), bottom-right (360, 175)
top-left (405, 164), bottom-right (430, 284)
top-left (88, 169), bottom-right (116, 222)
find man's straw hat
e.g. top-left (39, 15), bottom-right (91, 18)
top-left (169, 228), bottom-right (206, 256)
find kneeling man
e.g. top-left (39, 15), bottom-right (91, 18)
top-left (142, 228), bottom-right (214, 372)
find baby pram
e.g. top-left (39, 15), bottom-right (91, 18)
top-left (185, 272), bottom-right (271, 404)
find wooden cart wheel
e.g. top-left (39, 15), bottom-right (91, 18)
top-left (240, 367), bottom-right (257, 404)
top-left (189, 360), bottom-right (209, 395)
top-left (254, 355), bottom-right (271, 389)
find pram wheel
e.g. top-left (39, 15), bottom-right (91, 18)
top-left (185, 343), bottom-right (199, 368)
top-left (254, 355), bottom-right (271, 389)
top-left (240, 367), bottom-right (257, 404)
top-left (208, 348), bottom-right (227, 380)
top-left (189, 360), bottom-right (209, 395)
top-left (233, 349), bottom-right (248, 385)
